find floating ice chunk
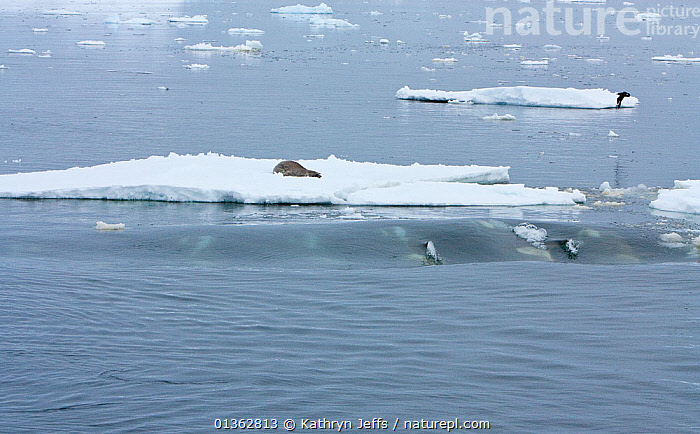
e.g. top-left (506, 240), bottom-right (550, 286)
top-left (483, 113), bottom-right (516, 121)
top-left (43, 9), bottom-right (81, 15)
top-left (650, 180), bottom-right (700, 215)
top-left (586, 58), bottom-right (605, 63)
top-left (0, 65), bottom-right (7, 69)
top-left (608, 130), bottom-right (619, 137)
top-left (183, 41), bottom-right (262, 52)
top-left (396, 86), bottom-right (639, 109)
top-left (76, 40), bottom-right (106, 46)
top-left (592, 200), bottom-right (625, 207)
top-left (521, 59), bottom-right (549, 66)
top-left (95, 221), bottom-right (125, 231)
top-left (652, 54), bottom-right (700, 63)
top-left (420, 66), bottom-right (435, 72)
top-left (543, 44), bottom-right (562, 51)
top-left (184, 63), bottom-right (209, 69)
top-left (309, 16), bottom-right (359, 28)
top-left (157, 86), bottom-right (169, 90)
top-left (431, 57), bottom-right (458, 63)
top-left (660, 233), bottom-right (683, 243)
top-left (558, 0), bottom-right (607, 3)
top-left (38, 50), bottom-right (52, 58)
top-left (228, 28), bottom-right (265, 35)
top-left (168, 15), bottom-right (208, 24)
top-left (379, 38), bottom-right (390, 45)
top-left (596, 35), bottom-right (610, 41)
top-left (32, 28), bottom-right (49, 32)
top-left (464, 32), bottom-right (488, 43)
top-left (8, 48), bottom-right (36, 55)
top-left (370, 11), bottom-right (383, 16)
top-left (503, 44), bottom-right (522, 49)
top-left (174, 37), bottom-right (186, 42)
top-left (271, 3), bottom-right (333, 14)
top-left (513, 223), bottom-right (547, 249)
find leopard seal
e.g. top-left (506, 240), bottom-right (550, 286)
top-left (273, 160), bottom-right (322, 178)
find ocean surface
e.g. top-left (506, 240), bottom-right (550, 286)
top-left (1, 0), bottom-right (699, 432)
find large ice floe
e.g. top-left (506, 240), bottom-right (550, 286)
top-left (396, 86), bottom-right (639, 109)
top-left (0, 153), bottom-right (585, 206)
top-left (650, 180), bottom-right (700, 214)
top-left (270, 3), bottom-right (333, 14)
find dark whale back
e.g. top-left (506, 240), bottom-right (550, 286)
top-left (273, 160), bottom-right (322, 178)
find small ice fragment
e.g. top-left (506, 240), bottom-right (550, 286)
top-left (370, 11), bottom-right (383, 16)
top-left (174, 37), bottom-right (186, 42)
top-left (184, 63), bottom-right (209, 69)
top-left (513, 223), bottom-right (547, 249)
top-left (33, 28), bottom-right (49, 32)
top-left (8, 48), bottom-right (36, 55)
top-left (157, 86), bottom-right (169, 91)
top-left (659, 233), bottom-right (683, 243)
top-left (432, 57), bottom-right (457, 63)
top-left (76, 40), bottom-right (106, 46)
top-left (0, 65), bottom-right (8, 69)
top-left (379, 38), bottom-right (389, 45)
top-left (482, 113), bottom-right (516, 121)
top-left (96, 221), bottom-right (125, 231)
top-left (168, 15), bottom-right (208, 24)
top-left (608, 130), bottom-right (619, 137)
top-left (228, 28), bottom-right (265, 35)
top-left (521, 59), bottom-right (549, 66)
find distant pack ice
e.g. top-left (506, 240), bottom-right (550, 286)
top-left (396, 86), bottom-right (639, 109)
top-left (0, 153), bottom-right (584, 206)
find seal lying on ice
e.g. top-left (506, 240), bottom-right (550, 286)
top-left (273, 160), bottom-right (322, 178)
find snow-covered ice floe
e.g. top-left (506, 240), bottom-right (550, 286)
top-left (309, 16), bottom-right (358, 28)
top-left (650, 180), bottom-right (700, 215)
top-left (396, 86), bottom-right (639, 109)
top-left (0, 153), bottom-right (584, 206)
top-left (183, 41), bottom-right (262, 52)
top-left (228, 28), bottom-right (265, 35)
top-left (168, 15), bottom-right (208, 24)
top-left (271, 3), bottom-right (333, 14)
top-left (652, 54), bottom-right (700, 63)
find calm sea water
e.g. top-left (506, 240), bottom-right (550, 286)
top-left (1, 1), bottom-right (699, 432)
